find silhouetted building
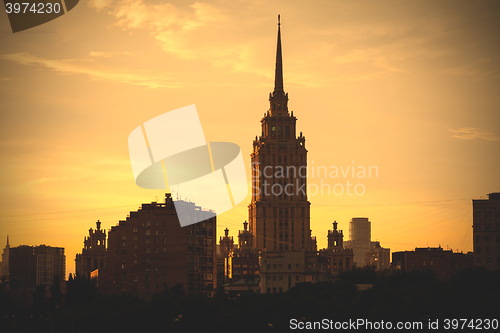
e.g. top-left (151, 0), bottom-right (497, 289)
top-left (0, 235), bottom-right (10, 280)
top-left (217, 227), bottom-right (234, 285)
top-left (392, 246), bottom-right (473, 281)
top-left (75, 220), bottom-right (107, 278)
top-left (227, 221), bottom-right (260, 281)
top-left (344, 218), bottom-right (371, 266)
top-left (344, 217), bottom-right (390, 269)
top-left (104, 194), bottom-right (216, 299)
top-left (9, 245), bottom-right (65, 289)
top-left (248, 15), bottom-right (315, 252)
top-left (473, 192), bottom-right (500, 270)
top-left (318, 221), bottom-right (354, 276)
top-left (366, 241), bottom-right (390, 271)
top-left (260, 250), bottom-right (329, 293)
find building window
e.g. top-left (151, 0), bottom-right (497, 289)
top-left (273, 287), bottom-right (277, 293)
top-left (296, 264), bottom-right (300, 269)
top-left (486, 258), bottom-right (492, 265)
top-left (273, 276), bottom-right (277, 281)
top-left (146, 221), bottom-right (151, 227)
top-left (476, 235), bottom-right (481, 243)
top-left (146, 230), bottom-right (151, 235)
top-left (121, 264), bottom-right (126, 269)
top-left (474, 212), bottom-right (481, 219)
top-left (122, 235), bottom-right (126, 240)
top-left (486, 246), bottom-right (491, 254)
top-left (279, 275), bottom-right (283, 281)
top-left (267, 287), bottom-right (271, 293)
top-left (485, 212), bottom-right (491, 219)
top-left (476, 246), bottom-right (481, 254)
top-left (279, 287), bottom-right (283, 293)
top-left (133, 228), bottom-right (138, 233)
top-left (476, 258), bottom-right (481, 265)
top-left (296, 275), bottom-right (299, 281)
top-left (475, 223), bottom-right (481, 231)
top-left (486, 224), bottom-right (492, 231)
top-left (145, 283), bottom-right (150, 289)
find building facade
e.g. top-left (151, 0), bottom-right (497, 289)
top-left (227, 221), bottom-right (260, 281)
top-left (217, 228), bottom-right (234, 286)
top-left (0, 236), bottom-right (10, 280)
top-left (248, 16), bottom-right (314, 252)
top-left (344, 217), bottom-right (390, 269)
top-left (472, 192), bottom-right (500, 270)
top-left (105, 194), bottom-right (217, 299)
top-left (75, 220), bottom-right (107, 278)
top-left (260, 250), bottom-right (329, 293)
top-left (392, 246), bottom-right (473, 281)
top-left (344, 218), bottom-right (372, 267)
top-left (365, 241), bottom-right (391, 271)
top-left (9, 245), bottom-right (65, 289)
top-left (318, 221), bottom-right (354, 276)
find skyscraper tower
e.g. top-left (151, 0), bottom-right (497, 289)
top-left (248, 15), bottom-right (312, 252)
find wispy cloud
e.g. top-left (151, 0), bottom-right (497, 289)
top-left (31, 177), bottom-right (69, 184)
top-left (89, 51), bottom-right (132, 58)
top-left (87, 0), bottom-right (116, 11)
top-left (443, 59), bottom-right (499, 81)
top-left (448, 127), bottom-right (500, 141)
top-left (1, 53), bottom-right (177, 88)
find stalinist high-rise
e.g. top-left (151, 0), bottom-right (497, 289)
top-left (248, 16), bottom-right (314, 252)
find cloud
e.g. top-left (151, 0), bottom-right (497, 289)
top-left (87, 0), bottom-right (116, 11)
top-left (448, 127), bottom-right (500, 141)
top-left (32, 177), bottom-right (69, 184)
top-left (1, 53), bottom-right (178, 88)
top-left (442, 59), bottom-right (499, 81)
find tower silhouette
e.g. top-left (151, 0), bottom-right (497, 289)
top-left (249, 16), bottom-right (313, 252)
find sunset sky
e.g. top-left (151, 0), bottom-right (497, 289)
top-left (1, 0), bottom-right (499, 278)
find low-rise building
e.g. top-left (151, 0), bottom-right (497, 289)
top-left (392, 246), bottom-right (473, 281)
top-left (260, 250), bottom-right (329, 293)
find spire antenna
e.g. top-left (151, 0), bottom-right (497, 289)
top-left (274, 14), bottom-right (283, 92)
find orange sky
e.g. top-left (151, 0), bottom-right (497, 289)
top-left (1, 0), bottom-right (499, 278)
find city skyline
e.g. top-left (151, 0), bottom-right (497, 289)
top-left (1, 1), bottom-right (500, 278)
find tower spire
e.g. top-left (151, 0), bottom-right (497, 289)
top-left (274, 14), bottom-right (283, 92)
